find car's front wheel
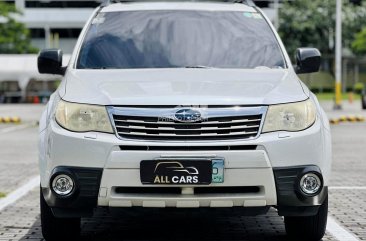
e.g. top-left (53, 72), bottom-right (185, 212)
top-left (40, 188), bottom-right (81, 241)
top-left (284, 196), bottom-right (328, 241)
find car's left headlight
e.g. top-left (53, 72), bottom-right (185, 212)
top-left (55, 100), bottom-right (114, 133)
top-left (262, 99), bottom-right (316, 133)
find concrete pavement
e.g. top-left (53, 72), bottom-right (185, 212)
top-left (320, 100), bottom-right (366, 120)
top-left (0, 104), bottom-right (45, 124)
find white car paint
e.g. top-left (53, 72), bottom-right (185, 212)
top-left (60, 69), bottom-right (307, 106)
top-left (39, 1), bottom-right (331, 210)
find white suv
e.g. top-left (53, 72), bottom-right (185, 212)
top-left (38, 1), bottom-right (332, 241)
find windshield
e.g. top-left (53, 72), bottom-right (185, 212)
top-left (77, 10), bottom-right (286, 69)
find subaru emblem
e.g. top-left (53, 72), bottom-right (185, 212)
top-left (175, 109), bottom-right (202, 123)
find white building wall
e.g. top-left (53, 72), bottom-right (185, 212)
top-left (14, 1), bottom-right (94, 52)
top-left (14, 0), bottom-right (275, 54)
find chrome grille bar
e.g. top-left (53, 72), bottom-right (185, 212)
top-left (114, 118), bottom-right (262, 125)
top-left (115, 125), bottom-right (260, 131)
top-left (108, 106), bottom-right (266, 141)
top-left (117, 131), bottom-right (259, 137)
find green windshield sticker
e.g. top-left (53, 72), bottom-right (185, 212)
top-left (243, 12), bottom-right (253, 18)
top-left (243, 12), bottom-right (263, 20)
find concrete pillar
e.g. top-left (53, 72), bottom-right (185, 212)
top-left (342, 59), bottom-right (348, 93)
top-left (18, 76), bottom-right (29, 102)
top-left (354, 63), bottom-right (359, 83)
top-left (334, 0), bottom-right (342, 108)
top-left (273, 0), bottom-right (280, 30)
top-left (15, 0), bottom-right (25, 11)
top-left (45, 26), bottom-right (51, 48)
top-left (54, 32), bottom-right (59, 49)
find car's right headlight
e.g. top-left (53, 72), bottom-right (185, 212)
top-left (55, 100), bottom-right (113, 133)
top-left (262, 99), bottom-right (316, 133)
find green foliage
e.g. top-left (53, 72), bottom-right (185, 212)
top-left (354, 82), bottom-right (364, 94)
top-left (352, 27), bottom-right (366, 55)
top-left (0, 192), bottom-right (6, 198)
top-left (0, 2), bottom-right (38, 54)
top-left (279, 0), bottom-right (366, 58)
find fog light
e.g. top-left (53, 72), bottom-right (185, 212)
top-left (52, 174), bottom-right (74, 196)
top-left (300, 173), bottom-right (322, 196)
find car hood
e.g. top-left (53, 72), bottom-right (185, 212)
top-left (60, 68), bottom-right (308, 106)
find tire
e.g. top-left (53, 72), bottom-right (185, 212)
top-left (362, 95), bottom-right (366, 109)
top-left (40, 188), bottom-right (81, 241)
top-left (284, 196), bottom-right (328, 241)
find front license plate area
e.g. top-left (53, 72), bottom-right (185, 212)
top-left (140, 160), bottom-right (212, 185)
top-left (212, 159), bottom-right (225, 183)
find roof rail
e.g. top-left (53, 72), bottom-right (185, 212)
top-left (101, 0), bottom-right (256, 7)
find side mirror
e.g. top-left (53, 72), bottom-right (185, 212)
top-left (295, 48), bottom-right (321, 74)
top-left (38, 49), bottom-right (66, 75)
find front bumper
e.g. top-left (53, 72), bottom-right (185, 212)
top-left (40, 118), bottom-right (330, 217)
top-left (99, 167), bottom-right (276, 208)
top-left (43, 165), bottom-right (327, 218)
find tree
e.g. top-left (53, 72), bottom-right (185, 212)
top-left (0, 2), bottom-right (38, 54)
top-left (352, 27), bottom-right (366, 55)
top-left (278, 0), bottom-right (366, 59)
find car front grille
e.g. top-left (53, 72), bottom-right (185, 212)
top-left (108, 106), bottom-right (266, 141)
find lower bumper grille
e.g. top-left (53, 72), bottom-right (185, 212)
top-left (114, 187), bottom-right (261, 195)
top-left (119, 145), bottom-right (257, 151)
